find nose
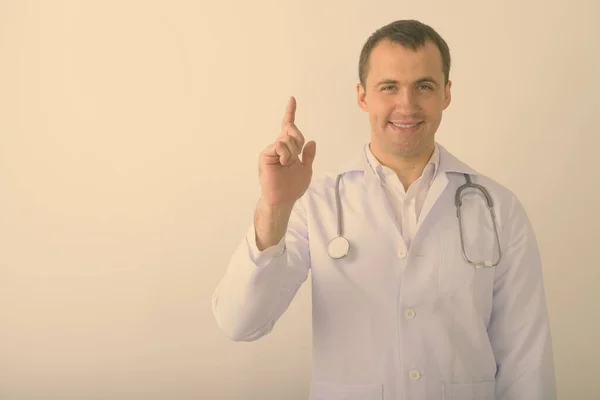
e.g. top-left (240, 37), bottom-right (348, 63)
top-left (394, 88), bottom-right (419, 115)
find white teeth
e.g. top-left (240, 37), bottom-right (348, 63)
top-left (392, 122), bottom-right (420, 128)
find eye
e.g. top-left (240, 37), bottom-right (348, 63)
top-left (382, 85), bottom-right (396, 91)
top-left (419, 84), bottom-right (433, 90)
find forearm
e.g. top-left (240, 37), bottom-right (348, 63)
top-left (213, 200), bottom-right (310, 341)
top-left (254, 198), bottom-right (295, 251)
top-left (212, 238), bottom-right (291, 341)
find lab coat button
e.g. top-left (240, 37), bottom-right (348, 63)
top-left (409, 370), bottom-right (421, 381)
top-left (404, 309), bottom-right (416, 319)
top-left (397, 249), bottom-right (407, 258)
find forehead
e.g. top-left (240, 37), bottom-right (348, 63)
top-left (366, 39), bottom-right (444, 83)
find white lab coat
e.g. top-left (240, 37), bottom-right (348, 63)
top-left (212, 143), bottom-right (557, 400)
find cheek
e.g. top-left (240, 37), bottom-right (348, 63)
top-left (372, 101), bottom-right (394, 119)
top-left (373, 111), bottom-right (391, 127)
top-left (421, 100), bottom-right (443, 118)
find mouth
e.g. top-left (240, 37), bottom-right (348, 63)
top-left (389, 121), bottom-right (424, 133)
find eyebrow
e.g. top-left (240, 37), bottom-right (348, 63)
top-left (375, 76), bottom-right (440, 87)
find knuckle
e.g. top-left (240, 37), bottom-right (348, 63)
top-left (280, 136), bottom-right (295, 149)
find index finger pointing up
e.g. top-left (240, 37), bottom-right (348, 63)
top-left (281, 96), bottom-right (296, 129)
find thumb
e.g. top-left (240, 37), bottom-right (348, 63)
top-left (301, 141), bottom-right (316, 168)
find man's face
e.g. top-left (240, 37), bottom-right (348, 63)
top-left (357, 39), bottom-right (451, 160)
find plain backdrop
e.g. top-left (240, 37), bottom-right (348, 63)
top-left (0, 0), bottom-right (599, 399)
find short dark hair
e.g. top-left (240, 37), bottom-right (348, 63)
top-left (358, 20), bottom-right (451, 87)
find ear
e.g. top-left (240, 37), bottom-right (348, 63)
top-left (442, 80), bottom-right (452, 110)
top-left (356, 82), bottom-right (368, 112)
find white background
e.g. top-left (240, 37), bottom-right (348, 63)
top-left (0, 0), bottom-right (598, 398)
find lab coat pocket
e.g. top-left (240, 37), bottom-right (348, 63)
top-left (309, 382), bottom-right (383, 400)
top-left (445, 381), bottom-right (495, 400)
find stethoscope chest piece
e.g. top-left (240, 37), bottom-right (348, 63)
top-left (328, 236), bottom-right (350, 259)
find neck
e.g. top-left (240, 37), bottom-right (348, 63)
top-left (370, 143), bottom-right (435, 191)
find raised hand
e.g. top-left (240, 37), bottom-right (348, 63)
top-left (258, 96), bottom-right (316, 207)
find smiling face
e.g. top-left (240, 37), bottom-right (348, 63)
top-left (357, 38), bottom-right (452, 164)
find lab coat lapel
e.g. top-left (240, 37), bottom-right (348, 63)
top-left (341, 144), bottom-right (403, 236)
top-left (416, 170), bottom-right (449, 234)
top-left (356, 149), bottom-right (403, 237)
top-left (364, 163), bottom-right (405, 236)
top-left (416, 144), bottom-right (479, 233)
top-left (339, 143), bottom-right (479, 239)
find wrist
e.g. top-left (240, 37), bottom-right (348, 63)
top-left (256, 198), bottom-right (295, 216)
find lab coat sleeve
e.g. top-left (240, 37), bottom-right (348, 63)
top-left (211, 200), bottom-right (310, 342)
top-left (488, 195), bottom-right (558, 399)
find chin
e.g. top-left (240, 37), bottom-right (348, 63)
top-left (389, 140), bottom-right (431, 158)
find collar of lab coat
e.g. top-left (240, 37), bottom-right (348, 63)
top-left (364, 142), bottom-right (440, 188)
top-left (340, 141), bottom-right (480, 183)
top-left (331, 142), bottom-right (481, 232)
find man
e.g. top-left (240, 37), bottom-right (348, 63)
top-left (212, 19), bottom-right (557, 400)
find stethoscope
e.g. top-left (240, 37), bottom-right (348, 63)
top-left (327, 173), bottom-right (503, 268)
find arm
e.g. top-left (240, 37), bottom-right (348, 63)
top-left (489, 195), bottom-right (557, 399)
top-left (211, 198), bottom-right (311, 342)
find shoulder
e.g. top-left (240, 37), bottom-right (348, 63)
top-left (307, 170), bottom-right (363, 191)
top-left (297, 170), bottom-right (359, 207)
top-left (442, 147), bottom-right (530, 236)
top-left (303, 146), bottom-right (370, 199)
top-left (293, 164), bottom-right (366, 218)
top-left (471, 172), bottom-right (518, 206)
top-left (439, 143), bottom-right (519, 206)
